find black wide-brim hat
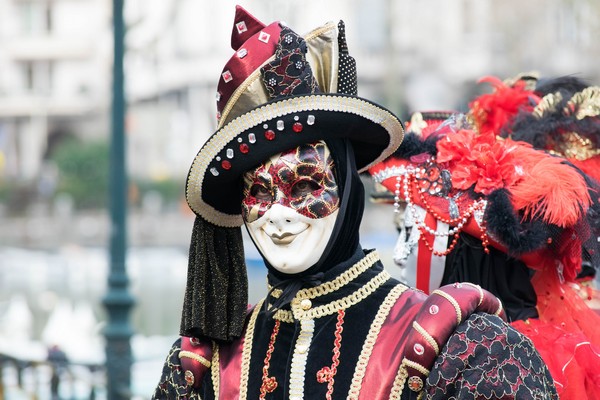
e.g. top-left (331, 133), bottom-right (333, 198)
top-left (186, 7), bottom-right (404, 227)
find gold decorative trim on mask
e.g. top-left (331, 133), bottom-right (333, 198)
top-left (565, 86), bottom-right (600, 120)
top-left (347, 284), bottom-right (408, 399)
top-left (239, 299), bottom-right (264, 399)
top-left (532, 91), bottom-right (563, 119)
top-left (548, 131), bottom-right (600, 161)
top-left (186, 94), bottom-right (404, 227)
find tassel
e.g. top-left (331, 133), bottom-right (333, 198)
top-left (180, 216), bottom-right (248, 342)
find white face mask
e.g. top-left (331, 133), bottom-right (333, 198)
top-left (241, 141), bottom-right (340, 274)
top-left (246, 205), bottom-right (339, 274)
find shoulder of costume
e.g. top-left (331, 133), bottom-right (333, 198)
top-left (178, 303), bottom-right (257, 389)
top-left (399, 283), bottom-right (505, 395)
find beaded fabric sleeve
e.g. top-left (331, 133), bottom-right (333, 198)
top-left (151, 338), bottom-right (204, 400)
top-left (426, 313), bottom-right (558, 399)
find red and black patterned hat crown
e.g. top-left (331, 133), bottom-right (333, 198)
top-left (186, 7), bottom-right (404, 227)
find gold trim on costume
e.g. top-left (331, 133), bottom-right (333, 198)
top-left (431, 289), bottom-right (462, 324)
top-left (565, 86), bottom-right (600, 120)
top-left (401, 358), bottom-right (430, 376)
top-left (462, 282), bottom-right (484, 307)
top-left (288, 318), bottom-right (316, 399)
top-left (495, 298), bottom-right (504, 316)
top-left (532, 92), bottom-right (563, 119)
top-left (271, 252), bottom-right (381, 323)
top-left (389, 364), bottom-right (409, 400)
top-left (290, 271), bottom-right (391, 320)
top-left (239, 299), bottom-right (264, 399)
top-left (412, 321), bottom-right (440, 355)
top-left (548, 131), bottom-right (600, 161)
top-left (347, 284), bottom-right (408, 400)
top-left (270, 251), bottom-right (379, 300)
top-left (211, 341), bottom-right (220, 398)
top-left (179, 351), bottom-right (211, 368)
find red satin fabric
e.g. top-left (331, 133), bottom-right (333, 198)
top-left (358, 289), bottom-right (427, 400)
top-left (217, 333), bottom-right (246, 400)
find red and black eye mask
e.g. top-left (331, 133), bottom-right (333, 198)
top-left (242, 141), bottom-right (340, 223)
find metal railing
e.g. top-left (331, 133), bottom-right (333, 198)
top-left (0, 353), bottom-right (105, 400)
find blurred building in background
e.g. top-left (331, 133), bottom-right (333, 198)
top-left (1, 0), bottom-right (599, 199)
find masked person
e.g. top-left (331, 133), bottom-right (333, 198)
top-left (369, 77), bottom-right (600, 398)
top-left (152, 7), bottom-right (556, 399)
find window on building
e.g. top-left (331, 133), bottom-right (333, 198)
top-left (17, 1), bottom-right (54, 35)
top-left (20, 61), bottom-right (53, 94)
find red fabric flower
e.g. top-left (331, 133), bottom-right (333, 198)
top-left (436, 129), bottom-right (523, 195)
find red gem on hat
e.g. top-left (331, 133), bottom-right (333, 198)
top-left (222, 70), bottom-right (233, 83)
top-left (236, 21), bottom-right (248, 34)
top-left (221, 160), bottom-right (232, 170)
top-left (258, 31), bottom-right (271, 43)
top-left (265, 129), bottom-right (276, 140)
top-left (292, 122), bottom-right (303, 132)
top-left (239, 143), bottom-right (249, 153)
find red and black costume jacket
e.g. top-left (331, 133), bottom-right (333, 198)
top-left (152, 250), bottom-right (556, 399)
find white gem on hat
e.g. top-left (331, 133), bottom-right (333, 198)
top-left (216, 156), bottom-right (221, 161)
top-left (210, 167), bottom-right (219, 176)
top-left (294, 116), bottom-right (299, 121)
top-left (237, 48), bottom-right (248, 59)
top-left (263, 124), bottom-right (269, 129)
top-left (295, 61), bottom-right (303, 69)
top-left (268, 77), bottom-right (277, 86)
top-left (248, 133), bottom-right (256, 143)
top-left (222, 70), bottom-right (233, 83)
top-left (258, 31), bottom-right (270, 43)
top-left (237, 137), bottom-right (243, 143)
top-left (216, 92), bottom-right (221, 101)
top-left (276, 120), bottom-right (284, 131)
top-left (284, 34), bottom-right (293, 44)
top-left (307, 115), bottom-right (315, 125)
top-left (236, 21), bottom-right (247, 34)
top-left (226, 149), bottom-right (234, 159)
